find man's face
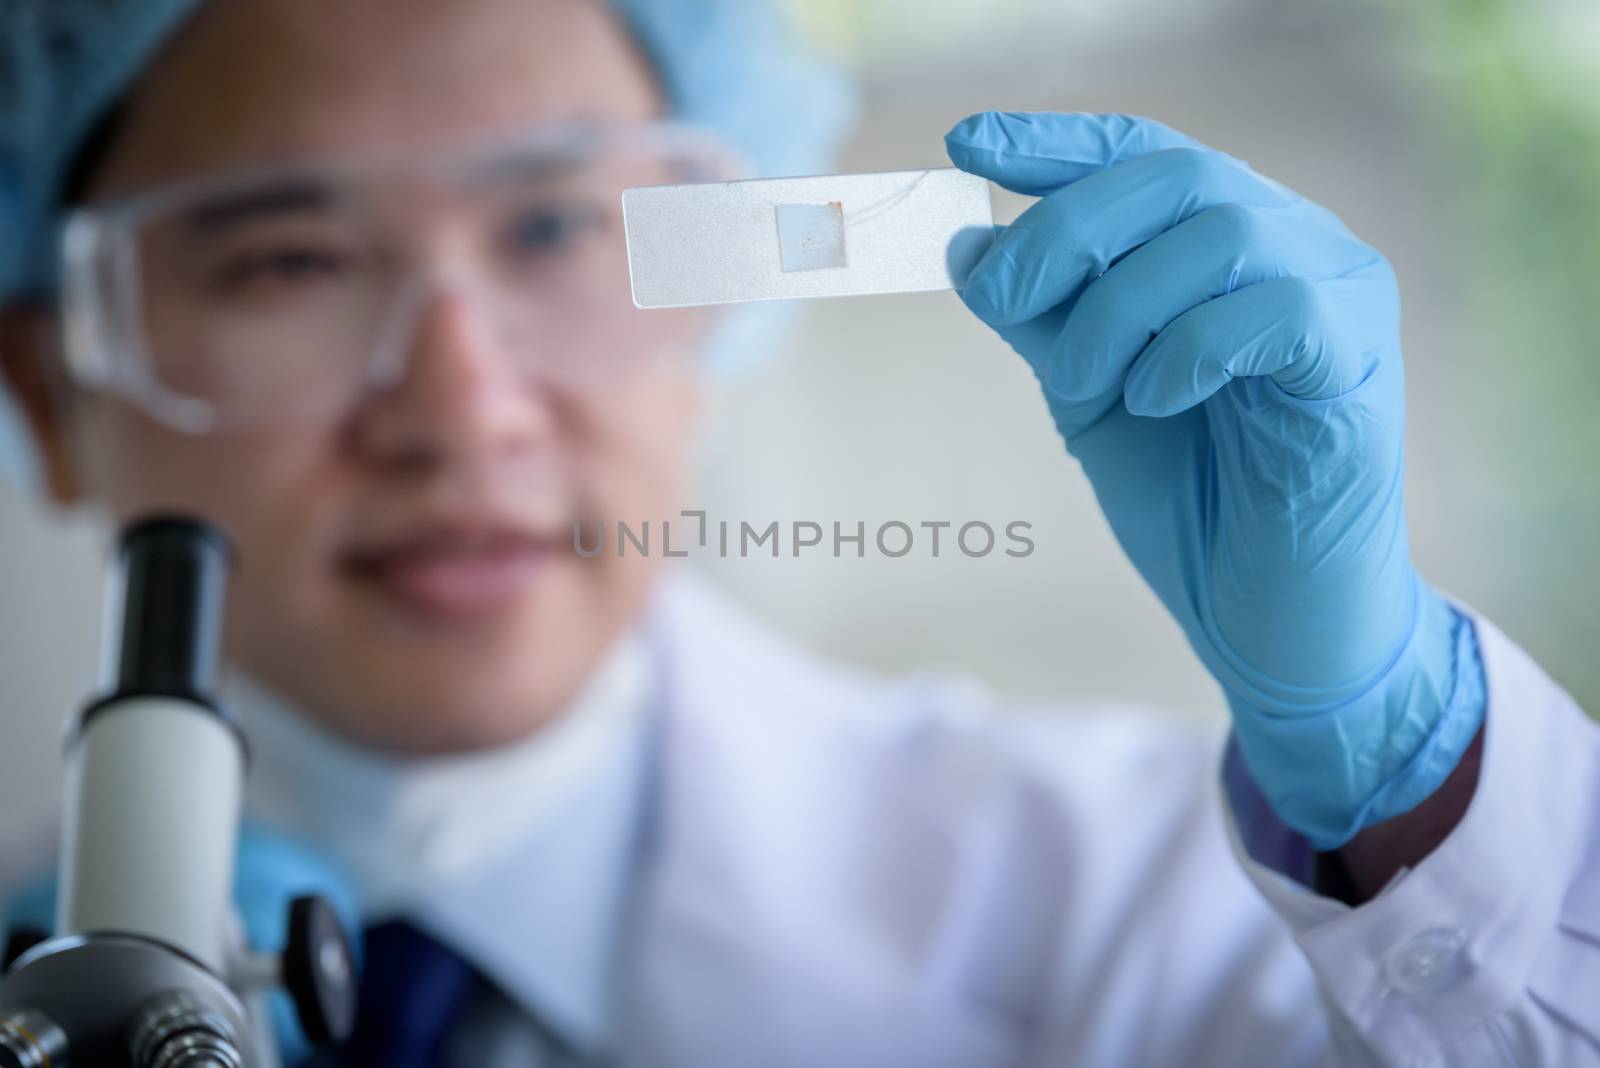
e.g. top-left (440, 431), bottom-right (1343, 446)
top-left (48, 0), bottom-right (708, 754)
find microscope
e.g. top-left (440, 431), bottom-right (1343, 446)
top-left (0, 517), bottom-right (357, 1067)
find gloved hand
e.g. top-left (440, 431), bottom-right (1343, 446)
top-left (946, 111), bottom-right (1486, 849)
top-left (2, 824), bottom-right (359, 1064)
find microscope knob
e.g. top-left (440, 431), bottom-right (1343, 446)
top-left (0, 1008), bottom-right (69, 1068)
top-left (1, 928), bottom-right (48, 973)
top-left (284, 895), bottom-right (357, 1048)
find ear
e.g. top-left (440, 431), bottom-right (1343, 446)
top-left (0, 304), bottom-right (86, 506)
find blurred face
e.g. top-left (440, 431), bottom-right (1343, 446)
top-left (46, 0), bottom-right (708, 753)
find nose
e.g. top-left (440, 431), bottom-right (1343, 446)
top-left (345, 279), bottom-right (556, 477)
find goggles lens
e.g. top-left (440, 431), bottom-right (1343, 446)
top-left (63, 124), bottom-right (733, 432)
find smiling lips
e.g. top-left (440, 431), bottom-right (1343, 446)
top-left (342, 522), bottom-right (558, 620)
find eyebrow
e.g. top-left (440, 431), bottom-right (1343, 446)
top-left (181, 180), bottom-right (341, 233)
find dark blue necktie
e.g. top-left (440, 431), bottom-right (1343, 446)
top-left (338, 918), bottom-right (486, 1068)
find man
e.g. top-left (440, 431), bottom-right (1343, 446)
top-left (0, 0), bottom-right (1595, 1064)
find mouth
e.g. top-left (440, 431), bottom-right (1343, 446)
top-left (340, 520), bottom-right (558, 622)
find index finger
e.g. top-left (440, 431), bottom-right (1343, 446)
top-left (944, 111), bottom-right (1213, 197)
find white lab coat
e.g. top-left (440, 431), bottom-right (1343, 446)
top-left (4, 570), bottom-right (1597, 1066)
top-left (605, 573), bottom-right (1600, 1067)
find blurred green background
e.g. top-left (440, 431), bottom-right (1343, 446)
top-left (1398, 0), bottom-right (1600, 716)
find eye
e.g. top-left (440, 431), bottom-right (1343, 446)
top-left (506, 204), bottom-right (605, 258)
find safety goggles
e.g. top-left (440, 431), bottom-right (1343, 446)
top-left (58, 122), bottom-right (737, 434)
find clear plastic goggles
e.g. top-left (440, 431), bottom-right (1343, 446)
top-left (59, 122), bottom-right (737, 433)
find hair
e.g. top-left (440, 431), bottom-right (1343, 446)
top-left (57, 100), bottom-right (128, 209)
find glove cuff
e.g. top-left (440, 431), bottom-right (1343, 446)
top-left (1227, 588), bottom-right (1488, 850)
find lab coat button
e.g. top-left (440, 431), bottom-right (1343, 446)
top-left (1385, 927), bottom-right (1469, 995)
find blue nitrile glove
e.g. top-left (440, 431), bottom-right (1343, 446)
top-left (946, 111), bottom-right (1487, 850)
top-left (2, 824), bottom-right (359, 1065)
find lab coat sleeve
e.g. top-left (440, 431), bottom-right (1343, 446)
top-left (1222, 611), bottom-right (1600, 1066)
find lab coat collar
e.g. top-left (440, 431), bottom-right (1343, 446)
top-left (619, 569), bottom-right (1018, 1066)
top-left (228, 566), bottom-right (1016, 1064)
top-left (226, 625), bottom-right (656, 1055)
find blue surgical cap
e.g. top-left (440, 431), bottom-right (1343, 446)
top-left (0, 0), bottom-right (857, 485)
top-left (0, 0), bottom-right (856, 303)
